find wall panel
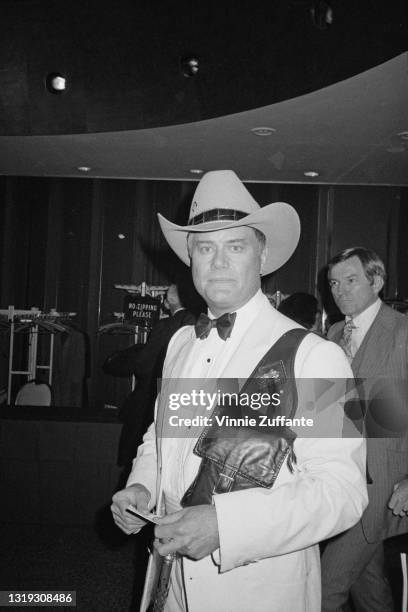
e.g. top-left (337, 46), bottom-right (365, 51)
top-left (0, 176), bottom-right (404, 411)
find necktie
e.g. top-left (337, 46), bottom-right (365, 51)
top-left (194, 312), bottom-right (236, 340)
top-left (339, 317), bottom-right (356, 362)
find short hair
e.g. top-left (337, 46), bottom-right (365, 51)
top-left (166, 283), bottom-right (181, 307)
top-left (327, 247), bottom-right (386, 284)
top-left (278, 292), bottom-right (320, 329)
top-left (187, 226), bottom-right (266, 256)
top-left (253, 228), bottom-right (266, 250)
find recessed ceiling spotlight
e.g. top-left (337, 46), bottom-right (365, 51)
top-left (311, 1), bottom-right (333, 30)
top-left (45, 72), bottom-right (67, 94)
top-left (397, 131), bottom-right (408, 141)
top-left (304, 171), bottom-right (320, 178)
top-left (76, 166), bottom-right (92, 173)
top-left (181, 57), bottom-right (199, 77)
top-left (251, 127), bottom-right (276, 137)
top-left (189, 169), bottom-right (204, 175)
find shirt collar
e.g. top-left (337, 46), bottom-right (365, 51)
top-left (207, 289), bottom-right (266, 339)
top-left (172, 307), bottom-right (185, 315)
top-left (349, 298), bottom-right (381, 329)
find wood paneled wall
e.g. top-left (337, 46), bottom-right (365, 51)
top-left (0, 176), bottom-right (405, 411)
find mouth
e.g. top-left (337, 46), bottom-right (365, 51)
top-left (337, 299), bottom-right (354, 308)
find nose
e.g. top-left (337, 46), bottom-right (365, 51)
top-left (333, 281), bottom-right (348, 297)
top-left (211, 245), bottom-right (229, 269)
top-left (332, 283), bottom-right (341, 296)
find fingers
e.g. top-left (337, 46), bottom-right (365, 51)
top-left (388, 480), bottom-right (408, 516)
top-left (154, 535), bottom-right (194, 558)
top-left (153, 514), bottom-right (203, 560)
top-left (155, 509), bottom-right (185, 525)
top-left (154, 537), bottom-right (181, 556)
top-left (154, 513), bottom-right (189, 556)
top-left (110, 485), bottom-right (151, 534)
top-left (112, 511), bottom-right (143, 534)
top-left (388, 494), bottom-right (408, 516)
top-left (111, 503), bottom-right (147, 533)
top-left (155, 510), bottom-right (185, 533)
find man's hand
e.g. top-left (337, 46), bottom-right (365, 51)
top-left (111, 483), bottom-right (151, 534)
top-left (153, 504), bottom-right (219, 560)
top-left (388, 479), bottom-right (408, 517)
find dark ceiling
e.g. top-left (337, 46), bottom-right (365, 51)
top-left (0, 1), bottom-right (407, 184)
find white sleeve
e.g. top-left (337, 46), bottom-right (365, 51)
top-left (124, 328), bottom-right (191, 508)
top-left (214, 335), bottom-right (368, 572)
top-left (126, 418), bottom-right (158, 509)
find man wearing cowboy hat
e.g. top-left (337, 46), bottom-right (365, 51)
top-left (111, 170), bottom-right (368, 612)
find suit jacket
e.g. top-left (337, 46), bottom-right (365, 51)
top-left (328, 302), bottom-right (408, 542)
top-left (130, 294), bottom-right (367, 612)
top-left (104, 308), bottom-right (195, 466)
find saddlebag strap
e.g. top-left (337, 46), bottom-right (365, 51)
top-left (181, 328), bottom-right (311, 507)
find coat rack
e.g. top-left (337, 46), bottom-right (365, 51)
top-left (0, 306), bottom-right (76, 405)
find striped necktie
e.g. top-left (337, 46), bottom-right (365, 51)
top-left (339, 317), bottom-right (356, 362)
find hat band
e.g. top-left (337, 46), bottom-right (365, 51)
top-left (188, 208), bottom-right (248, 226)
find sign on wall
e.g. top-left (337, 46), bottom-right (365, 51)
top-left (123, 293), bottom-right (161, 327)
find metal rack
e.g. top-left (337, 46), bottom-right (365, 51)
top-left (0, 306), bottom-right (75, 405)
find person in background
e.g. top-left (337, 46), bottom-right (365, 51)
top-left (103, 283), bottom-right (196, 473)
top-left (111, 170), bottom-right (367, 612)
top-left (321, 246), bottom-right (408, 611)
top-left (278, 291), bottom-right (322, 332)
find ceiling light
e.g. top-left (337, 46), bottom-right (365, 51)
top-left (304, 171), bottom-right (320, 178)
top-left (189, 169), bottom-right (203, 175)
top-left (76, 166), bottom-right (92, 173)
top-left (181, 57), bottom-right (199, 77)
top-left (251, 127), bottom-right (276, 137)
top-left (45, 72), bottom-right (66, 94)
top-left (118, 234), bottom-right (126, 240)
top-left (311, 1), bottom-right (333, 30)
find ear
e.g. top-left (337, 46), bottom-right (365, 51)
top-left (260, 246), bottom-right (267, 274)
top-left (372, 275), bottom-right (384, 294)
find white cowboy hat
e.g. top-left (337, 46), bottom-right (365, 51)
top-left (158, 170), bottom-right (300, 276)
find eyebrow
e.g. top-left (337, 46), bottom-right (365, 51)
top-left (194, 237), bottom-right (248, 245)
top-left (330, 273), bottom-right (357, 281)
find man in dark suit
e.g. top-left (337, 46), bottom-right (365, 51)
top-left (321, 246), bottom-right (408, 611)
top-left (104, 284), bottom-right (196, 470)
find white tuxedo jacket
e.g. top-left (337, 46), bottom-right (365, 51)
top-left (128, 294), bottom-right (368, 612)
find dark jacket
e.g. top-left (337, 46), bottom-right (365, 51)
top-left (104, 309), bottom-right (195, 466)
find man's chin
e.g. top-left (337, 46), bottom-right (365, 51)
top-left (338, 306), bottom-right (354, 316)
top-left (206, 289), bottom-right (236, 311)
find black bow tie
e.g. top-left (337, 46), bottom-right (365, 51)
top-left (195, 312), bottom-right (237, 341)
